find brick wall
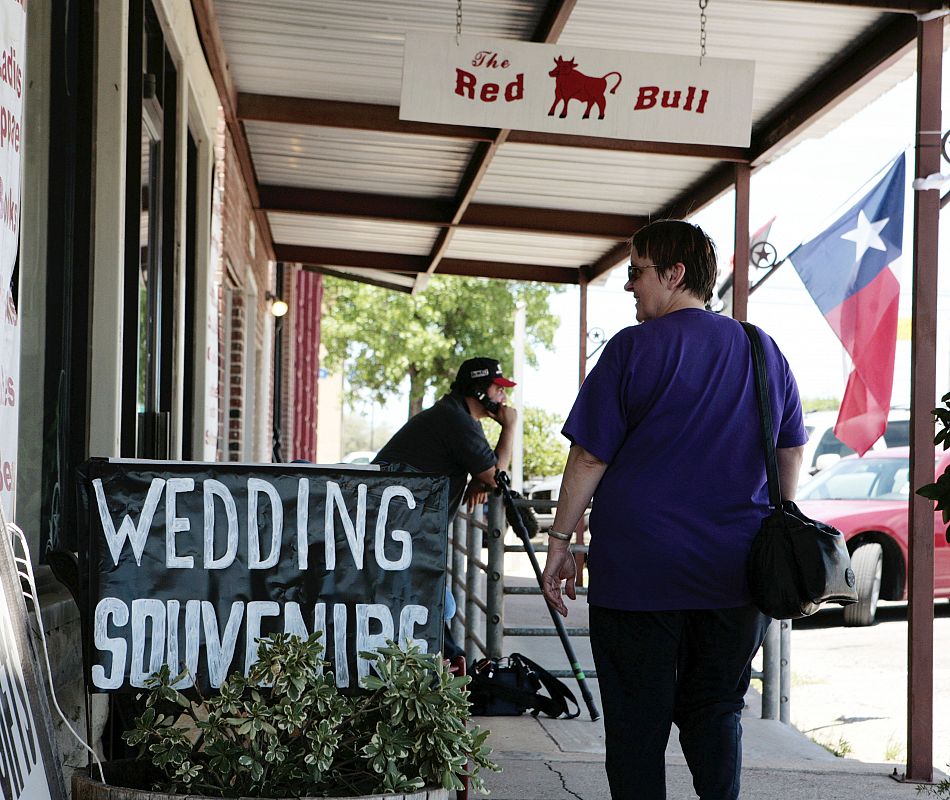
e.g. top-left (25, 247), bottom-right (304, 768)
top-left (216, 126), bottom-right (272, 461)
top-left (279, 267), bottom-right (295, 461)
top-left (292, 270), bottom-right (323, 461)
top-left (227, 288), bottom-right (245, 459)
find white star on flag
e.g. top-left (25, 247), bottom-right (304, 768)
top-left (840, 209), bottom-right (889, 262)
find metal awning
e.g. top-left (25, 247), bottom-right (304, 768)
top-left (192, 0), bottom-right (940, 292)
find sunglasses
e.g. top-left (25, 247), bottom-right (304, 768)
top-left (626, 263), bottom-right (662, 282)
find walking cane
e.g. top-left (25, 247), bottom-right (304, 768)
top-left (494, 470), bottom-right (600, 721)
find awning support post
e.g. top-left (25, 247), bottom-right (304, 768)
top-left (905, 13), bottom-right (942, 785)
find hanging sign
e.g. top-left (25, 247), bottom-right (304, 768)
top-left (400, 34), bottom-right (754, 147)
top-left (0, 0), bottom-right (26, 521)
top-left (0, 519), bottom-right (68, 800)
top-left (76, 460), bottom-right (449, 695)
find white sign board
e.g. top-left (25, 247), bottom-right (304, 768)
top-left (401, 34), bottom-right (755, 147)
top-left (0, 0), bottom-right (26, 521)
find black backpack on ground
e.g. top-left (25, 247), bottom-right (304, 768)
top-left (468, 653), bottom-right (580, 719)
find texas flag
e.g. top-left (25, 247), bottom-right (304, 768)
top-left (789, 154), bottom-right (905, 456)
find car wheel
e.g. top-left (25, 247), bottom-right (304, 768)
top-left (842, 543), bottom-right (883, 627)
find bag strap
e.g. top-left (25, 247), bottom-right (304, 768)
top-left (511, 653), bottom-right (581, 719)
top-left (741, 322), bottom-right (783, 508)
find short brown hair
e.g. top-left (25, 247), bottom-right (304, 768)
top-left (630, 220), bottom-right (718, 303)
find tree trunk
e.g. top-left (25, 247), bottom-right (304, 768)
top-left (408, 368), bottom-right (425, 418)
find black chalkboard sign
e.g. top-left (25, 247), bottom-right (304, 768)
top-left (0, 526), bottom-right (68, 800)
top-left (76, 459), bottom-right (449, 695)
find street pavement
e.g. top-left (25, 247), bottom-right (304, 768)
top-left (786, 600), bottom-right (950, 768)
top-left (470, 552), bottom-right (947, 799)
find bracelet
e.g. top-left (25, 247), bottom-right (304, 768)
top-left (547, 529), bottom-right (573, 541)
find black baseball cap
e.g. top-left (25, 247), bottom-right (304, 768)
top-left (454, 357), bottom-right (516, 391)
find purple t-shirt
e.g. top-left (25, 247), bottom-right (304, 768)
top-left (563, 308), bottom-right (807, 611)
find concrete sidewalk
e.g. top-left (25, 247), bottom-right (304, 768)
top-left (475, 693), bottom-right (923, 799)
top-left (470, 572), bottom-right (937, 799)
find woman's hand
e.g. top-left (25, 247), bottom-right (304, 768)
top-left (541, 545), bottom-right (577, 617)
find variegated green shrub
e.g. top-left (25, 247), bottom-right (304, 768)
top-left (123, 633), bottom-right (498, 797)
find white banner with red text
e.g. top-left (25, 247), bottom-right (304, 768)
top-left (400, 34), bottom-right (754, 147)
top-left (0, 0), bottom-right (26, 521)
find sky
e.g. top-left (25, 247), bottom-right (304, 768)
top-left (364, 54), bottom-right (950, 434)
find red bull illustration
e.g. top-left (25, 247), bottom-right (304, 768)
top-left (547, 56), bottom-right (622, 120)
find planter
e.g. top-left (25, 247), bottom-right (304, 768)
top-left (72, 761), bottom-right (451, 800)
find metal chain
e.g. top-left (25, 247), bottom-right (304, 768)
top-left (699, 0), bottom-right (708, 64)
top-left (456, 0), bottom-right (463, 46)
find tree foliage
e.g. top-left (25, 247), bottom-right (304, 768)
top-left (523, 406), bottom-right (569, 478)
top-left (801, 396), bottom-right (841, 413)
top-left (322, 276), bottom-right (563, 417)
top-left (483, 406), bottom-right (568, 479)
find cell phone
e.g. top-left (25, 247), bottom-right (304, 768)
top-left (475, 391), bottom-right (500, 414)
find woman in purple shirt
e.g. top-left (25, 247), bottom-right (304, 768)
top-left (541, 220), bottom-right (807, 800)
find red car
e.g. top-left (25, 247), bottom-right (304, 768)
top-left (796, 447), bottom-right (950, 626)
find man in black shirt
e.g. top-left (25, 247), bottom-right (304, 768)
top-left (374, 357), bottom-right (518, 659)
top-left (373, 357), bottom-right (518, 515)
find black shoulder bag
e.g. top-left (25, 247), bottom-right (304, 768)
top-left (468, 653), bottom-right (580, 719)
top-left (742, 322), bottom-right (859, 619)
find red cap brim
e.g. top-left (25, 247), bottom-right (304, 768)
top-left (493, 377), bottom-right (517, 387)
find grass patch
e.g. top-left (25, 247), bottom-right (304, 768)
top-left (810, 734), bottom-right (853, 758)
top-left (884, 734), bottom-right (905, 763)
top-left (791, 672), bottom-right (825, 688)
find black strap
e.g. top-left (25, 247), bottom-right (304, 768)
top-left (741, 322), bottom-right (783, 509)
top-left (510, 653), bottom-right (580, 719)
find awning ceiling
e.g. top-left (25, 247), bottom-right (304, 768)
top-left (193, 0), bottom-right (944, 292)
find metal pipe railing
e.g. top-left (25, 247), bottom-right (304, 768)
top-left (760, 619), bottom-right (781, 719)
top-left (463, 505), bottom-right (486, 664)
top-left (486, 494), bottom-right (506, 658)
top-left (780, 618), bottom-right (791, 724)
top-left (450, 515), bottom-right (466, 648)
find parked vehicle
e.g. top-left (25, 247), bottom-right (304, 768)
top-left (340, 450), bottom-right (377, 465)
top-left (524, 475), bottom-right (589, 534)
top-left (798, 407), bottom-right (910, 487)
top-left (796, 447), bottom-right (950, 626)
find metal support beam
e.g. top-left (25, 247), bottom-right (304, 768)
top-left (733, 164), bottom-right (751, 322)
top-left (905, 13), bottom-right (942, 785)
top-left (505, 130), bottom-right (748, 161)
top-left (238, 93), bottom-right (496, 141)
top-left (762, 0), bottom-right (945, 12)
top-left (279, 245), bottom-right (580, 285)
top-left (259, 185), bottom-right (642, 239)
top-left (437, 258), bottom-right (579, 284)
top-left (579, 277), bottom-right (588, 388)
top-left (575, 276), bottom-right (589, 584)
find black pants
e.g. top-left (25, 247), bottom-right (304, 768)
top-left (589, 604), bottom-right (769, 800)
